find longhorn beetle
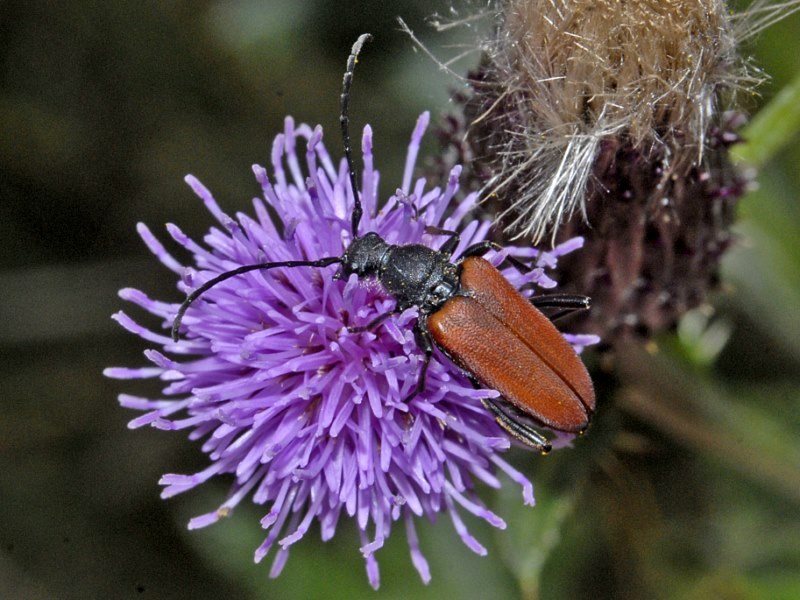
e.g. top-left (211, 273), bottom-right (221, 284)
top-left (171, 34), bottom-right (596, 453)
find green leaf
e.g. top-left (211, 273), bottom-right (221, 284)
top-left (733, 70), bottom-right (800, 168)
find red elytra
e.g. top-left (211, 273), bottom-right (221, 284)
top-left (429, 256), bottom-right (596, 434)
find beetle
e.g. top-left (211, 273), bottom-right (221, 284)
top-left (171, 33), bottom-right (595, 453)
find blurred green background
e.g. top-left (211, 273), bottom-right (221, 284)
top-left (1, 1), bottom-right (799, 598)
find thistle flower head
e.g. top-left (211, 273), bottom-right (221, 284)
top-left (105, 113), bottom-right (596, 588)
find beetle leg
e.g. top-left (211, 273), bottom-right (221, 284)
top-left (347, 309), bottom-right (398, 333)
top-left (460, 241), bottom-right (532, 275)
top-left (481, 397), bottom-right (552, 454)
top-left (424, 225), bottom-right (460, 258)
top-left (530, 293), bottom-right (591, 309)
top-left (530, 293), bottom-right (591, 322)
top-left (401, 320), bottom-right (433, 403)
top-left (462, 373), bottom-right (553, 453)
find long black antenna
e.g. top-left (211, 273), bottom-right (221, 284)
top-left (171, 256), bottom-right (341, 341)
top-left (340, 33), bottom-right (373, 237)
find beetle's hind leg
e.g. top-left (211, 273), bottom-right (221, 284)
top-left (481, 397), bottom-right (552, 454)
top-left (460, 365), bottom-right (553, 453)
top-left (530, 294), bottom-right (591, 322)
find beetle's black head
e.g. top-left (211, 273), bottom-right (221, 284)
top-left (336, 232), bottom-right (388, 279)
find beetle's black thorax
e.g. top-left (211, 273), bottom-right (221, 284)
top-left (340, 232), bottom-right (460, 313)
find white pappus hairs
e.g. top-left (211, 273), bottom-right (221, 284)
top-left (466, 0), bottom-right (800, 243)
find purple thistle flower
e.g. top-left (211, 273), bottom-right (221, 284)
top-left (105, 112), bottom-right (597, 588)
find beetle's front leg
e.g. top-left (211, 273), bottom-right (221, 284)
top-left (401, 318), bottom-right (433, 403)
top-left (424, 225), bottom-right (461, 258)
top-left (460, 240), bottom-right (532, 275)
top-left (347, 308), bottom-right (398, 333)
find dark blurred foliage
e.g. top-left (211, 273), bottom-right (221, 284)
top-left (1, 1), bottom-right (798, 599)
